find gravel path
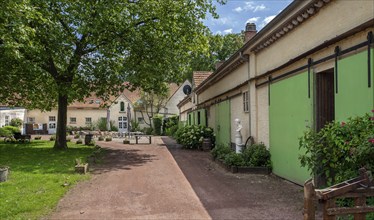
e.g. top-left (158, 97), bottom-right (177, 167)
top-left (163, 136), bottom-right (304, 220)
top-left (48, 137), bottom-right (210, 219)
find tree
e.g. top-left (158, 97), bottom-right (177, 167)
top-left (0, 0), bottom-right (222, 149)
top-left (134, 86), bottom-right (169, 129)
top-left (186, 32), bottom-right (243, 80)
top-left (9, 118), bottom-right (23, 128)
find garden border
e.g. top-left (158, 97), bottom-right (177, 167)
top-left (211, 157), bottom-right (271, 174)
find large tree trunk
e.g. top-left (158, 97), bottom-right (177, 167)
top-left (54, 93), bottom-right (68, 150)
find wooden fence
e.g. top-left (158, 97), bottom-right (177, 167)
top-left (304, 168), bottom-right (374, 220)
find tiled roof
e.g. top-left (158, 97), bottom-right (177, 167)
top-left (193, 71), bottom-right (212, 88)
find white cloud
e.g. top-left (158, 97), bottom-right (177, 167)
top-left (243, 1), bottom-right (267, 12)
top-left (253, 4), bottom-right (266, 12)
top-left (233, 7), bottom-right (243, 12)
top-left (223, 29), bottom-right (233, 34)
top-left (215, 17), bottom-right (230, 25)
top-left (215, 31), bottom-right (222, 35)
top-left (263, 15), bottom-right (276, 24)
top-left (246, 17), bottom-right (261, 24)
top-left (258, 15), bottom-right (276, 29)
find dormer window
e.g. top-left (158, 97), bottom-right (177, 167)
top-left (120, 101), bottom-right (125, 112)
top-left (89, 99), bottom-right (94, 104)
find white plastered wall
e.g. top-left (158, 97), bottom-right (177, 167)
top-left (230, 95), bottom-right (250, 144)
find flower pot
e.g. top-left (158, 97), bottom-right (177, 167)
top-left (0, 166), bottom-right (9, 182)
top-left (75, 163), bottom-right (88, 174)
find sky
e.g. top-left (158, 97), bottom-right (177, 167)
top-left (204, 0), bottom-right (293, 35)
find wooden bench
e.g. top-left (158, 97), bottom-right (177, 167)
top-left (135, 135), bottom-right (152, 144)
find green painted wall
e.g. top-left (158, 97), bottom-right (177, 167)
top-left (215, 100), bottom-right (231, 146)
top-left (335, 49), bottom-right (374, 121)
top-left (269, 72), bottom-right (312, 185)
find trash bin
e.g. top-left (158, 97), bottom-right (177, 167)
top-left (85, 134), bottom-right (93, 145)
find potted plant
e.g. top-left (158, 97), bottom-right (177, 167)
top-left (0, 166), bottom-right (9, 182)
top-left (98, 136), bottom-right (104, 141)
top-left (105, 137), bottom-right (112, 142)
top-left (123, 139), bottom-right (130, 144)
top-left (74, 159), bottom-right (88, 174)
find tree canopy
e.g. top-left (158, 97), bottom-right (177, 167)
top-left (0, 0), bottom-right (222, 149)
top-left (186, 32), bottom-right (244, 80)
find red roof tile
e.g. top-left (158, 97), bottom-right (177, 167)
top-left (193, 71), bottom-right (212, 88)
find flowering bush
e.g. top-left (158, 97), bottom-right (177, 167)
top-left (299, 111), bottom-right (374, 186)
top-left (175, 125), bottom-right (214, 149)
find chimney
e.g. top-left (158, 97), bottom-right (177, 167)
top-left (244, 23), bottom-right (257, 43)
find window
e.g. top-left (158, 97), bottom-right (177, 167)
top-left (4, 116), bottom-right (9, 126)
top-left (28, 117), bottom-right (35, 123)
top-left (120, 101), bottom-right (125, 112)
top-left (70, 117), bottom-right (76, 124)
top-left (118, 116), bottom-right (127, 129)
top-left (138, 117), bottom-right (144, 124)
top-left (49, 123), bottom-right (56, 129)
top-left (243, 91), bottom-right (249, 112)
top-left (85, 117), bottom-right (92, 125)
top-left (197, 111), bottom-right (201, 125)
top-left (89, 99), bottom-right (94, 104)
top-left (49, 116), bottom-right (56, 122)
top-left (95, 100), bottom-right (101, 104)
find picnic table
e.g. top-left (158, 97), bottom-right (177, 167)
top-left (135, 135), bottom-right (152, 144)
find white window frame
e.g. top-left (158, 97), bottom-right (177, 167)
top-left (28, 117), bottom-right (35, 123)
top-left (70, 117), bottom-right (76, 124)
top-left (4, 115), bottom-right (10, 126)
top-left (49, 116), bottom-right (56, 122)
top-left (85, 117), bottom-right (92, 125)
top-left (243, 91), bottom-right (249, 112)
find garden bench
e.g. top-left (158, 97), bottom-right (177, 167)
top-left (135, 135), bottom-right (152, 144)
top-left (13, 132), bottom-right (31, 142)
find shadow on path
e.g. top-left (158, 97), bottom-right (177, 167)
top-left (92, 147), bottom-right (157, 174)
top-left (162, 136), bottom-right (304, 220)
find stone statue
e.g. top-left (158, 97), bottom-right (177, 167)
top-left (235, 118), bottom-right (243, 153)
top-left (235, 118), bottom-right (242, 132)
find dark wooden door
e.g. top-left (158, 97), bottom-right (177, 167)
top-left (316, 69), bottom-right (335, 131)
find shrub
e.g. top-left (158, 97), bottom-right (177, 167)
top-left (105, 137), bottom-right (112, 142)
top-left (130, 120), bottom-right (140, 132)
top-left (224, 151), bottom-right (245, 166)
top-left (175, 125), bottom-right (214, 149)
top-left (211, 144), bottom-right (232, 160)
top-left (34, 136), bottom-right (42, 140)
top-left (143, 127), bottom-right (153, 135)
top-left (95, 118), bottom-right (118, 131)
top-left (98, 136), bottom-right (104, 141)
top-left (66, 137), bottom-right (71, 142)
top-left (242, 143), bottom-right (271, 167)
top-left (9, 118), bottom-right (23, 128)
top-left (49, 135), bottom-right (56, 141)
top-left (1, 126), bottom-right (20, 136)
top-left (299, 112), bottom-right (374, 186)
top-left (0, 128), bottom-right (12, 137)
top-left (165, 116), bottom-right (179, 137)
top-left (76, 139), bottom-right (83, 144)
top-left (74, 134), bottom-right (80, 139)
top-left (153, 115), bottom-right (163, 135)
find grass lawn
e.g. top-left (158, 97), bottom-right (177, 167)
top-left (0, 140), bottom-right (98, 220)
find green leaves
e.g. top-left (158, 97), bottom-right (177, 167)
top-left (299, 112), bottom-right (374, 186)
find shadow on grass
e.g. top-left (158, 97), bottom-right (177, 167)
top-left (0, 141), bottom-right (95, 175)
top-left (91, 148), bottom-right (157, 174)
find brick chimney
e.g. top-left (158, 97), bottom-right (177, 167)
top-left (244, 23), bottom-right (257, 43)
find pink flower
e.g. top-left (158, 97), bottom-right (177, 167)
top-left (371, 117), bottom-right (374, 121)
top-left (369, 139), bottom-right (374, 144)
top-left (372, 109), bottom-right (374, 113)
top-left (345, 141), bottom-right (350, 145)
top-left (341, 122), bottom-right (346, 126)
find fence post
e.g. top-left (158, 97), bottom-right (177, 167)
top-left (304, 179), bottom-right (316, 220)
top-left (354, 196), bottom-right (366, 220)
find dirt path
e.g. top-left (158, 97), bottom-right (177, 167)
top-left (48, 137), bottom-right (210, 219)
top-left (163, 137), bottom-right (304, 220)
